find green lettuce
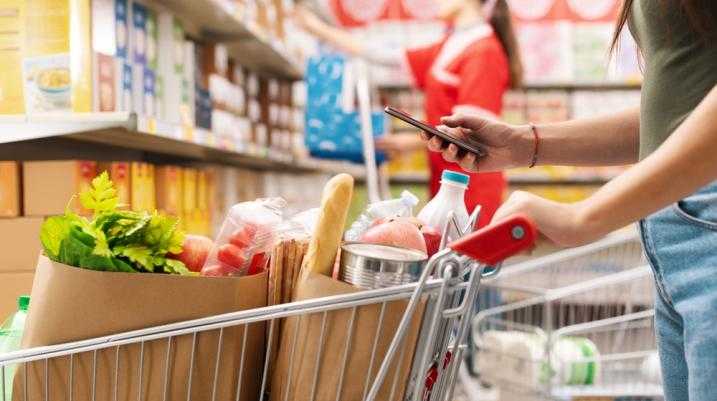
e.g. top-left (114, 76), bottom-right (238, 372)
top-left (39, 171), bottom-right (192, 275)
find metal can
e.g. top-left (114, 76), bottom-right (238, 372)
top-left (339, 242), bottom-right (428, 289)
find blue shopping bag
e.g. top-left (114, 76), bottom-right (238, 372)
top-left (304, 54), bottom-right (386, 164)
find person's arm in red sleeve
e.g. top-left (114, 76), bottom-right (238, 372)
top-left (405, 43), bottom-right (442, 90)
top-left (453, 48), bottom-right (508, 119)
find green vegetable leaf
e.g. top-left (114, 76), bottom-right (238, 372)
top-left (40, 215), bottom-right (73, 260)
top-left (144, 214), bottom-right (185, 254)
top-left (111, 257), bottom-right (137, 273)
top-left (79, 171), bottom-right (118, 216)
top-left (164, 258), bottom-right (193, 276)
top-left (114, 245), bottom-right (155, 272)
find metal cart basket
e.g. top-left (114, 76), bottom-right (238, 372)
top-left (1, 217), bottom-right (535, 401)
top-left (472, 230), bottom-right (662, 401)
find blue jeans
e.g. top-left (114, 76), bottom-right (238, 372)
top-left (639, 181), bottom-right (717, 401)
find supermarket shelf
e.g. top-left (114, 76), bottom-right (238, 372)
top-left (521, 82), bottom-right (642, 91)
top-left (387, 172), bottom-right (612, 186)
top-left (379, 81), bottom-right (641, 92)
top-left (159, 0), bottom-right (303, 80)
top-left (0, 113), bottom-right (365, 177)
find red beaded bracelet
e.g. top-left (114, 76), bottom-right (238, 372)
top-left (528, 124), bottom-right (540, 168)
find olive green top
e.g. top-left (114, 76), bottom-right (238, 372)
top-left (629, 1), bottom-right (717, 159)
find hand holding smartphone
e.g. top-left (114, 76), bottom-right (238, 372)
top-left (384, 106), bottom-right (485, 157)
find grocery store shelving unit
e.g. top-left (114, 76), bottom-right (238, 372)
top-left (156, 0), bottom-right (302, 80)
top-left (0, 1), bottom-right (373, 179)
top-left (0, 113), bottom-right (365, 177)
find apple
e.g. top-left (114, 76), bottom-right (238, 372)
top-left (169, 235), bottom-right (213, 272)
top-left (359, 219), bottom-right (427, 254)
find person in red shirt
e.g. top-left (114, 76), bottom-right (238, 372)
top-left (295, 0), bottom-right (523, 227)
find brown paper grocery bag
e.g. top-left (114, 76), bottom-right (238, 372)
top-left (270, 273), bottom-right (425, 401)
top-left (13, 255), bottom-right (267, 401)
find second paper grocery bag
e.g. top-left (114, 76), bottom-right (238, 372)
top-left (14, 255), bottom-right (267, 401)
top-left (270, 273), bottom-right (425, 401)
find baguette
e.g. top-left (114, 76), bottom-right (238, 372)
top-left (299, 174), bottom-right (354, 282)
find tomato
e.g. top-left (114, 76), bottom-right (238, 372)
top-left (217, 244), bottom-right (246, 268)
top-left (229, 227), bottom-right (254, 248)
top-left (247, 252), bottom-right (268, 275)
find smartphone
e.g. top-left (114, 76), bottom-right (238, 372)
top-left (384, 106), bottom-right (484, 156)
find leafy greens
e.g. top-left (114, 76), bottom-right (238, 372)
top-left (40, 172), bottom-right (191, 275)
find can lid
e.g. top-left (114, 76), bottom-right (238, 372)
top-left (18, 295), bottom-right (29, 311)
top-left (441, 170), bottom-right (469, 186)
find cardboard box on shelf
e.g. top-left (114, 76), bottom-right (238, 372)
top-left (91, 0), bottom-right (128, 59)
top-left (130, 162), bottom-right (155, 211)
top-left (23, 0), bottom-right (92, 114)
top-left (157, 12), bottom-right (184, 124)
top-left (23, 160), bottom-right (97, 216)
top-left (182, 167), bottom-right (197, 212)
top-left (0, 217), bottom-right (44, 271)
top-left (100, 161), bottom-right (131, 207)
top-left (0, 0), bottom-right (25, 114)
top-left (0, 162), bottom-right (21, 217)
top-left (0, 272), bottom-right (34, 321)
top-left (155, 165), bottom-right (182, 216)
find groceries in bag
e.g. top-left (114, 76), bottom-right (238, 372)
top-left (345, 190), bottom-right (419, 241)
top-left (0, 296), bottom-right (29, 401)
top-left (417, 170), bottom-right (471, 240)
top-left (39, 172), bottom-right (191, 275)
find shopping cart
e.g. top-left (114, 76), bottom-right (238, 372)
top-left (471, 230), bottom-right (662, 401)
top-left (0, 215), bottom-right (536, 401)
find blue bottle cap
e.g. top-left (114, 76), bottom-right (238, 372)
top-left (441, 170), bottom-right (470, 185)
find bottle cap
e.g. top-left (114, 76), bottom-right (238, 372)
top-left (441, 170), bottom-right (469, 186)
top-left (18, 295), bottom-right (29, 311)
top-left (399, 190), bottom-right (419, 208)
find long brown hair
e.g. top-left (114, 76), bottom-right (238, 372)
top-left (482, 0), bottom-right (523, 88)
top-left (610, 0), bottom-right (717, 54)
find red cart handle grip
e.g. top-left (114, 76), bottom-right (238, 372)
top-left (447, 214), bottom-right (536, 265)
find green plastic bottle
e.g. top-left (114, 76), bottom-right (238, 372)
top-left (0, 296), bottom-right (29, 400)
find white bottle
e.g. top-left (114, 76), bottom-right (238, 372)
top-left (417, 170), bottom-right (470, 239)
top-left (345, 190), bottom-right (420, 241)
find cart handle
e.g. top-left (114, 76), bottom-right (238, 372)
top-left (447, 214), bottom-right (536, 266)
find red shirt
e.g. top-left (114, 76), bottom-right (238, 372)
top-left (405, 25), bottom-right (509, 227)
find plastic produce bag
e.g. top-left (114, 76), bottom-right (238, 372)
top-left (202, 198), bottom-right (287, 277)
top-left (345, 190), bottom-right (419, 241)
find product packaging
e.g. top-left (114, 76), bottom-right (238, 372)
top-left (103, 161), bottom-right (131, 207)
top-left (345, 190), bottom-right (419, 241)
top-left (201, 198), bottom-right (286, 277)
top-left (154, 165), bottom-right (183, 216)
top-left (0, 162), bottom-right (21, 217)
top-left (14, 256), bottom-right (267, 401)
top-left (0, 217), bottom-right (44, 272)
top-left (22, 160), bottom-right (97, 216)
top-left (23, 0), bottom-right (92, 114)
top-left (157, 12), bottom-right (184, 124)
top-left (0, 0), bottom-right (25, 114)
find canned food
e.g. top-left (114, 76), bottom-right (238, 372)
top-left (339, 243), bottom-right (428, 289)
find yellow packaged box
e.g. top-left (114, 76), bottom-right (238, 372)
top-left (130, 162), bottom-right (156, 211)
top-left (0, 0), bottom-right (25, 114)
top-left (23, 0), bottom-right (92, 114)
top-left (155, 165), bottom-right (183, 216)
top-left (0, 161), bottom-right (21, 217)
top-left (23, 160), bottom-right (97, 216)
top-left (182, 167), bottom-right (197, 212)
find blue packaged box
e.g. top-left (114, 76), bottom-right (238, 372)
top-left (304, 54), bottom-right (386, 164)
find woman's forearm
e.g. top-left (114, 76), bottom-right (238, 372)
top-left (534, 106), bottom-right (640, 166)
top-left (580, 86), bottom-right (717, 234)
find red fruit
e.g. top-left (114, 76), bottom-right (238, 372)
top-left (421, 225), bottom-right (442, 257)
top-left (229, 226), bottom-right (255, 248)
top-left (360, 219), bottom-right (427, 254)
top-left (217, 244), bottom-right (246, 268)
top-left (169, 235), bottom-right (214, 272)
top-left (201, 263), bottom-right (236, 277)
top-left (247, 252), bottom-right (268, 275)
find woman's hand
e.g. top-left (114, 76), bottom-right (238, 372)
top-left (375, 133), bottom-right (424, 158)
top-left (492, 191), bottom-right (609, 247)
top-left (423, 113), bottom-right (534, 172)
